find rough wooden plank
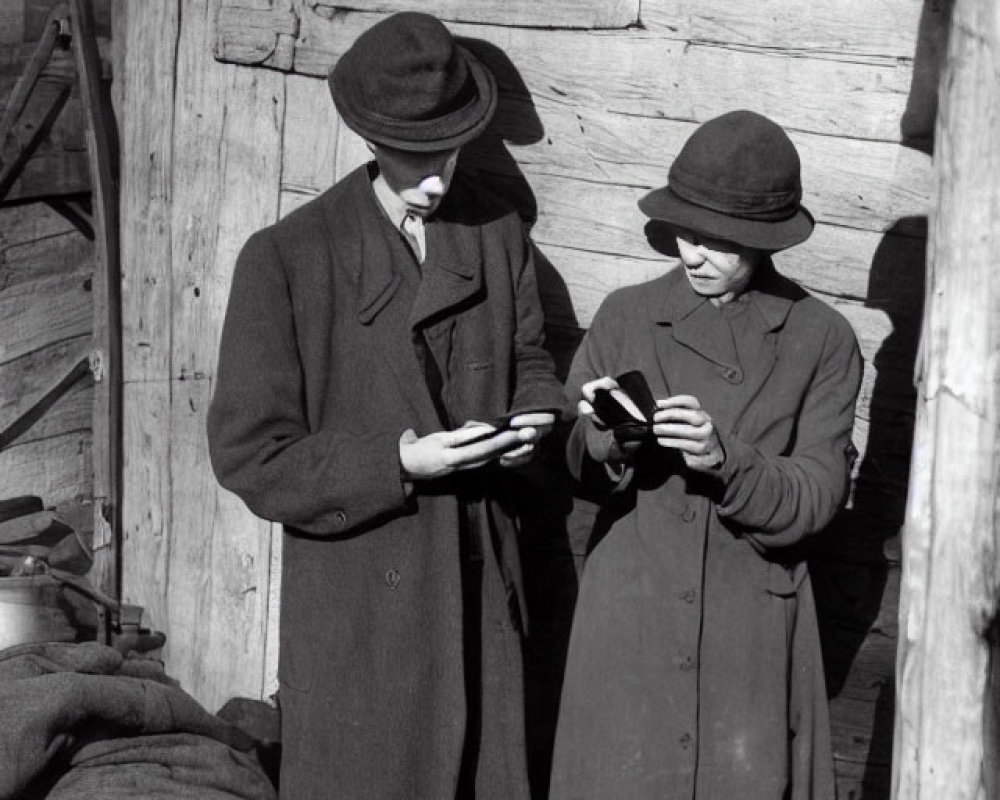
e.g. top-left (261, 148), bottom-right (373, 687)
top-left (281, 72), bottom-right (337, 194)
top-left (120, 380), bottom-right (171, 631)
top-left (894, 0), bottom-right (1000, 795)
top-left (0, 207), bottom-right (92, 288)
top-left (641, 0), bottom-right (926, 61)
top-left (118, 0), bottom-right (178, 649)
top-left (289, 11), bottom-right (915, 143)
top-left (0, 1), bottom-right (24, 46)
top-left (214, 0), bottom-right (298, 70)
top-left (308, 0), bottom-right (640, 29)
top-left (171, 23), bottom-right (284, 379)
top-left (0, 431), bottom-right (92, 508)
top-left (0, 199), bottom-right (76, 246)
top-left (0, 266), bottom-right (92, 364)
top-left (165, 377), bottom-right (272, 710)
top-left (118, 2), bottom-right (177, 384)
top-left (0, 336), bottom-right (93, 445)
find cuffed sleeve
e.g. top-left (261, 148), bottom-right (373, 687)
top-left (716, 316), bottom-right (862, 548)
top-left (509, 239), bottom-right (565, 412)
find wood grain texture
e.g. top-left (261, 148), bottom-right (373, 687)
top-left (0, 266), bottom-right (92, 364)
top-left (0, 336), bottom-right (93, 445)
top-left (893, 0), bottom-right (1000, 796)
top-left (281, 72), bottom-right (338, 193)
top-left (118, 1), bottom-right (177, 384)
top-left (166, 378), bottom-right (273, 710)
top-left (640, 0), bottom-right (925, 60)
top-left (308, 0), bottom-right (640, 29)
top-left (285, 10), bottom-right (915, 143)
top-left (0, 431), bottom-right (92, 508)
top-left (121, 0), bottom-right (286, 706)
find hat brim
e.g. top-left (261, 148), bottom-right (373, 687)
top-left (638, 186), bottom-right (814, 252)
top-left (332, 45), bottom-right (498, 153)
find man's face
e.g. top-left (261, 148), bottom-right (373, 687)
top-left (674, 228), bottom-right (761, 304)
top-left (371, 144), bottom-right (461, 218)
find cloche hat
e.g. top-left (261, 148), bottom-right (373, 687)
top-left (328, 12), bottom-right (497, 152)
top-left (639, 110), bottom-right (814, 251)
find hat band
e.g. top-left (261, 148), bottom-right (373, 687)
top-left (669, 165), bottom-right (801, 222)
top-left (335, 48), bottom-right (488, 142)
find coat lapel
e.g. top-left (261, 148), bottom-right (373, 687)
top-left (653, 269), bottom-right (741, 388)
top-left (322, 168), bottom-right (443, 433)
top-left (407, 215), bottom-right (484, 331)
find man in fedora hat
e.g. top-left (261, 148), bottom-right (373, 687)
top-left (549, 110), bottom-right (861, 799)
top-left (207, 12), bottom-right (562, 798)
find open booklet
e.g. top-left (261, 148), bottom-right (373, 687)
top-left (591, 370), bottom-right (659, 443)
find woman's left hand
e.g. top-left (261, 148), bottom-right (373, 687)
top-left (652, 395), bottom-right (726, 472)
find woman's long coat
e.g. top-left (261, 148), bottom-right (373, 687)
top-left (549, 263), bottom-right (862, 800)
top-left (206, 165), bottom-right (563, 799)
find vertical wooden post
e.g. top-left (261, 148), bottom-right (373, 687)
top-left (893, 0), bottom-right (1000, 797)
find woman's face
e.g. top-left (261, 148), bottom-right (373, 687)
top-left (675, 228), bottom-right (762, 304)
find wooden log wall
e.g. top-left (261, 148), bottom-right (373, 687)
top-left (119, 0), bottom-right (944, 794)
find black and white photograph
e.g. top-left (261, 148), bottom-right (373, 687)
top-left (0, 1), bottom-right (996, 798)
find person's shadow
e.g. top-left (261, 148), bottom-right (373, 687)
top-left (808, 0), bottom-right (951, 790)
top-left (458, 36), bottom-right (582, 798)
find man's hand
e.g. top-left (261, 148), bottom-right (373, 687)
top-left (652, 395), bottom-right (725, 472)
top-left (399, 420), bottom-right (546, 480)
top-left (496, 411), bottom-right (557, 468)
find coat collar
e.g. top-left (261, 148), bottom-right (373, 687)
top-left (654, 258), bottom-right (796, 369)
top-left (329, 163), bottom-right (484, 327)
top-left (655, 258), bottom-right (793, 331)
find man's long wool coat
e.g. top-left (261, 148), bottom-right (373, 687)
top-left (549, 263), bottom-right (862, 800)
top-left (206, 164), bottom-right (563, 799)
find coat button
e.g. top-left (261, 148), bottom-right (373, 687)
top-left (385, 569), bottom-right (401, 589)
top-left (679, 656), bottom-right (696, 672)
top-left (679, 589), bottom-right (697, 604)
top-left (681, 506), bottom-right (696, 523)
top-left (333, 510), bottom-right (347, 526)
top-left (679, 732), bottom-right (693, 747)
top-left (721, 367), bottom-right (743, 384)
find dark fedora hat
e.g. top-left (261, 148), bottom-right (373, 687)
top-left (328, 12), bottom-right (497, 152)
top-left (639, 110), bottom-right (814, 251)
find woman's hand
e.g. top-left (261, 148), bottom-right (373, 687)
top-left (652, 395), bottom-right (725, 472)
top-left (578, 377), bottom-right (643, 464)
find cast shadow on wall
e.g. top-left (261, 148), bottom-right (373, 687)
top-left (809, 2), bottom-right (951, 795)
top-left (457, 36), bottom-right (581, 799)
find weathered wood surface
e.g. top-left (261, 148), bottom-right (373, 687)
top-left (118, 0), bottom-right (285, 708)
top-left (307, 0), bottom-right (641, 29)
top-left (217, 5), bottom-right (919, 144)
top-left (641, 0), bottom-right (926, 59)
top-left (893, 0), bottom-right (1000, 797)
top-left (0, 338), bottom-right (92, 446)
top-left (0, 432), bottom-right (92, 509)
top-left (0, 267), bottom-right (92, 363)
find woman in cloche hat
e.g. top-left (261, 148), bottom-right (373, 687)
top-left (549, 110), bottom-right (862, 800)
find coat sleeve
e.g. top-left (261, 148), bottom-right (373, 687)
top-left (715, 312), bottom-right (862, 548)
top-left (563, 294), bottom-right (635, 492)
top-left (509, 238), bottom-right (566, 412)
top-left (206, 229), bottom-right (411, 536)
